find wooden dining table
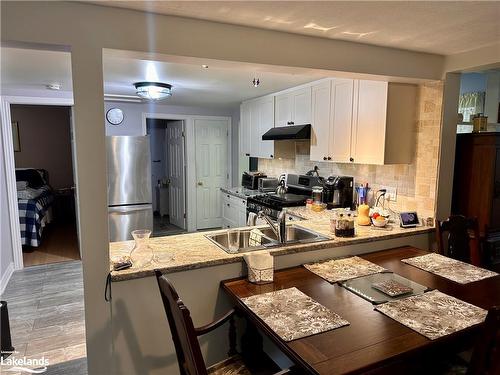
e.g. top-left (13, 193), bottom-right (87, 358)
top-left (221, 246), bottom-right (500, 374)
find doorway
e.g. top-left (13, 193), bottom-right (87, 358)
top-left (10, 104), bottom-right (80, 267)
top-left (146, 118), bottom-right (187, 236)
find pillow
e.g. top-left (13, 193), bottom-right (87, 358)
top-left (15, 169), bottom-right (45, 189)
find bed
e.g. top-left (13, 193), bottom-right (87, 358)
top-left (16, 169), bottom-right (55, 247)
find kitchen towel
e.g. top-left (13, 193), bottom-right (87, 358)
top-left (247, 212), bottom-right (257, 226)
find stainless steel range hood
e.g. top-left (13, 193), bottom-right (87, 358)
top-left (262, 124), bottom-right (311, 141)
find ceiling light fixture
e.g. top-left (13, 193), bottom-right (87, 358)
top-left (46, 83), bottom-right (61, 90)
top-left (202, 64), bottom-right (209, 69)
top-left (252, 78), bottom-right (260, 87)
top-left (134, 82), bottom-right (172, 101)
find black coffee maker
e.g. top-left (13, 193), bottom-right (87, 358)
top-left (322, 176), bottom-right (354, 209)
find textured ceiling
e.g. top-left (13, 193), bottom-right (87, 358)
top-left (91, 1), bottom-right (500, 55)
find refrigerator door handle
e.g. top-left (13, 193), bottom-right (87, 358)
top-left (108, 204), bottom-right (152, 213)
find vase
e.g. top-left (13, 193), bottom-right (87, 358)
top-left (130, 229), bottom-right (154, 268)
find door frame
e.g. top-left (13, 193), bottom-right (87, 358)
top-left (141, 113), bottom-right (232, 232)
top-left (0, 95), bottom-right (74, 270)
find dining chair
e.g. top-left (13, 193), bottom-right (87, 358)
top-left (155, 270), bottom-right (297, 375)
top-left (435, 215), bottom-right (480, 264)
top-left (466, 305), bottom-right (500, 375)
top-left (436, 306), bottom-right (499, 375)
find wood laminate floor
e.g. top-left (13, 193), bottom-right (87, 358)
top-left (1, 261), bottom-right (87, 375)
top-left (22, 222), bottom-right (80, 267)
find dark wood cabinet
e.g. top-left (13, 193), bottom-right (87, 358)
top-left (452, 133), bottom-right (500, 267)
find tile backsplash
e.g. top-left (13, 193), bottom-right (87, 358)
top-left (259, 82), bottom-right (444, 219)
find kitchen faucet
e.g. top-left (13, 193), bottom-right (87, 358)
top-left (257, 209), bottom-right (287, 244)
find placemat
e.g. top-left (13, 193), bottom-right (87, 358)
top-left (304, 256), bottom-right (388, 283)
top-left (401, 253), bottom-right (498, 284)
top-left (241, 287), bottom-right (349, 341)
top-left (375, 290), bottom-right (487, 340)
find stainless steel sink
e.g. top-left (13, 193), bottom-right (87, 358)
top-left (205, 225), bottom-right (330, 254)
top-left (259, 225), bottom-right (329, 243)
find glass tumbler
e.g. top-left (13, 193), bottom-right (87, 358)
top-left (227, 230), bottom-right (240, 254)
top-left (130, 229), bottom-right (154, 268)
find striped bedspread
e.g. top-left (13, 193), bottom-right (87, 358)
top-left (18, 188), bottom-right (54, 247)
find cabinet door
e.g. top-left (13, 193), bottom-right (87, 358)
top-left (351, 80), bottom-right (388, 165)
top-left (239, 102), bottom-right (251, 156)
top-left (275, 93), bottom-right (292, 127)
top-left (331, 78), bottom-right (354, 163)
top-left (258, 96), bottom-right (275, 159)
top-left (310, 81), bottom-right (332, 162)
top-left (291, 87), bottom-right (312, 125)
top-left (249, 100), bottom-right (261, 157)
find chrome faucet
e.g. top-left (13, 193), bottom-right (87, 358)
top-left (258, 209), bottom-right (287, 244)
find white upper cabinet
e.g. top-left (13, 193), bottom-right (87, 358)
top-left (258, 96), bottom-right (275, 159)
top-left (309, 79), bottom-right (416, 165)
top-left (275, 86), bottom-right (312, 127)
top-left (240, 95), bottom-right (275, 159)
top-left (310, 79), bottom-right (354, 163)
top-left (291, 87), bottom-right (312, 126)
top-left (330, 79), bottom-right (355, 163)
top-left (310, 81), bottom-right (332, 162)
top-left (350, 80), bottom-right (388, 165)
top-left (275, 93), bottom-right (292, 127)
top-left (350, 81), bottom-right (416, 165)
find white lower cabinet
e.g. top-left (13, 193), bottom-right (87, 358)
top-left (221, 192), bottom-right (247, 228)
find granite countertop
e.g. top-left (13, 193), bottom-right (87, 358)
top-left (287, 206), bottom-right (338, 220)
top-left (109, 218), bottom-right (434, 282)
top-left (220, 187), bottom-right (262, 199)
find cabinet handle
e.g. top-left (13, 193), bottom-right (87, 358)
top-left (227, 195), bottom-right (230, 198)
top-left (350, 157), bottom-right (354, 162)
top-left (245, 153), bottom-right (250, 156)
top-left (270, 155), bottom-right (273, 158)
top-left (227, 203), bottom-right (230, 207)
top-left (323, 157), bottom-right (327, 160)
top-left (328, 156), bottom-right (332, 160)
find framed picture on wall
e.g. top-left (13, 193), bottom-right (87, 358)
top-left (12, 121), bottom-right (20, 152)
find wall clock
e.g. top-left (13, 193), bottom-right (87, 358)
top-left (106, 108), bottom-right (124, 125)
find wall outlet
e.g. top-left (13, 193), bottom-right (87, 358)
top-left (381, 186), bottom-right (397, 202)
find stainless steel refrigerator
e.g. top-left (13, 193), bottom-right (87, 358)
top-left (107, 136), bottom-right (153, 242)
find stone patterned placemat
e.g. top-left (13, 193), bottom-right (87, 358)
top-left (401, 253), bottom-right (498, 284)
top-left (241, 287), bottom-right (349, 341)
top-left (375, 290), bottom-right (487, 340)
top-left (304, 256), bottom-right (388, 283)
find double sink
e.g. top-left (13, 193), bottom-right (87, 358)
top-left (205, 225), bottom-right (330, 254)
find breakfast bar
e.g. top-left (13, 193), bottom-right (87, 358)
top-left (108, 222), bottom-right (434, 374)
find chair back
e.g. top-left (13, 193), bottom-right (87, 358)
top-left (436, 215), bottom-right (479, 263)
top-left (467, 306), bottom-right (500, 375)
top-left (155, 270), bottom-right (208, 375)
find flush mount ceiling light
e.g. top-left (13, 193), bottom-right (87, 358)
top-left (201, 64), bottom-right (209, 69)
top-left (134, 82), bottom-right (172, 101)
top-left (252, 78), bottom-right (260, 87)
top-left (46, 83), bottom-right (61, 90)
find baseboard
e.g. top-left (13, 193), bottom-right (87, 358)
top-left (0, 262), bottom-right (14, 295)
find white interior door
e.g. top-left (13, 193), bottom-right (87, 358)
top-left (166, 120), bottom-right (186, 229)
top-left (195, 118), bottom-right (228, 229)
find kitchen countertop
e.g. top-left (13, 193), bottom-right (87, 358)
top-left (109, 219), bottom-right (434, 282)
top-left (220, 186), bottom-right (262, 199)
top-left (287, 206), bottom-right (338, 220)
